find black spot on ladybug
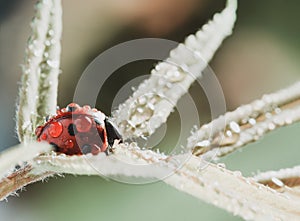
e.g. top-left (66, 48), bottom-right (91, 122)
top-left (104, 118), bottom-right (123, 146)
top-left (66, 105), bottom-right (77, 112)
top-left (68, 123), bottom-right (77, 136)
top-left (81, 144), bottom-right (92, 154)
top-left (50, 142), bottom-right (59, 152)
top-left (45, 115), bottom-right (50, 122)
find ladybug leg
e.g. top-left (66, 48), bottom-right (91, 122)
top-left (104, 118), bottom-right (123, 147)
top-left (104, 148), bottom-right (109, 156)
top-left (104, 144), bottom-right (115, 156)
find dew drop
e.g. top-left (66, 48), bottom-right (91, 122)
top-left (248, 118), bottom-right (256, 125)
top-left (158, 78), bottom-right (166, 86)
top-left (241, 118), bottom-right (248, 124)
top-left (165, 82), bottom-right (173, 89)
top-left (166, 70), bottom-right (185, 82)
top-left (268, 123), bottom-right (275, 130)
top-left (64, 140), bottom-right (74, 148)
top-left (41, 133), bottom-right (47, 140)
top-left (33, 49), bottom-right (42, 57)
top-left (285, 118), bottom-right (292, 125)
top-left (28, 44), bottom-right (34, 51)
top-left (74, 116), bottom-right (93, 133)
top-left (46, 60), bottom-right (59, 68)
top-left (139, 122), bottom-right (146, 129)
top-left (233, 170), bottom-right (242, 177)
top-left (49, 121), bottom-right (63, 138)
top-left (195, 140), bottom-right (210, 147)
top-left (136, 107), bottom-right (143, 113)
top-left (83, 105), bottom-right (91, 111)
top-left (265, 112), bottom-right (272, 119)
top-left (45, 40), bottom-right (51, 46)
top-left (81, 144), bottom-right (92, 154)
top-left (273, 118), bottom-right (284, 126)
top-left (274, 108), bottom-right (281, 114)
top-left (226, 130), bottom-right (233, 137)
top-left (271, 177), bottom-right (284, 187)
top-left (137, 96), bottom-right (147, 105)
top-left (229, 121), bottom-right (241, 133)
top-left (130, 104), bottom-right (154, 125)
top-left (147, 103), bottom-right (155, 110)
top-left (48, 29), bottom-right (54, 36)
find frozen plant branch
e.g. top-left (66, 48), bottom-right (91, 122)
top-left (3, 144), bottom-right (300, 221)
top-left (17, 0), bottom-right (62, 143)
top-left (0, 142), bottom-right (51, 180)
top-left (2, 0), bottom-right (61, 202)
top-left (0, 142), bottom-right (52, 201)
top-left (36, 0), bottom-right (62, 125)
top-left (189, 81), bottom-right (300, 158)
top-left (112, 0), bottom-right (237, 139)
top-left (17, 0), bottom-right (53, 142)
top-left (165, 157), bottom-right (300, 221)
top-left (0, 165), bottom-right (53, 201)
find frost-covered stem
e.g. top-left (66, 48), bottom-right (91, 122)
top-left (189, 81), bottom-right (300, 158)
top-left (1, 143), bottom-right (300, 220)
top-left (0, 142), bottom-right (52, 200)
top-left (0, 142), bottom-right (51, 180)
top-left (0, 165), bottom-right (53, 201)
top-left (112, 0), bottom-right (237, 139)
top-left (166, 158), bottom-right (300, 221)
top-left (6, 144), bottom-right (299, 221)
top-left (36, 0), bottom-right (62, 125)
top-left (17, 0), bottom-right (53, 143)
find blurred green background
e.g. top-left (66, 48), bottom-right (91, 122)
top-left (0, 0), bottom-right (300, 220)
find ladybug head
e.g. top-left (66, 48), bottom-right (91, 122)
top-left (104, 117), bottom-right (122, 147)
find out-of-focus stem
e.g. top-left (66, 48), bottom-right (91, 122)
top-left (112, 0), bottom-right (237, 139)
top-left (189, 81), bottom-right (300, 158)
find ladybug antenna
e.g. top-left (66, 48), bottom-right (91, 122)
top-left (104, 118), bottom-right (122, 147)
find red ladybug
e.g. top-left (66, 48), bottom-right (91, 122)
top-left (35, 103), bottom-right (122, 155)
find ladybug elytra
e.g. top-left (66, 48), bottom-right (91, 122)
top-left (35, 103), bottom-right (122, 155)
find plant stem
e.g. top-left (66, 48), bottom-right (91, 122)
top-left (189, 81), bottom-right (300, 158)
top-left (112, 0), bottom-right (237, 139)
top-left (17, 0), bottom-right (54, 142)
